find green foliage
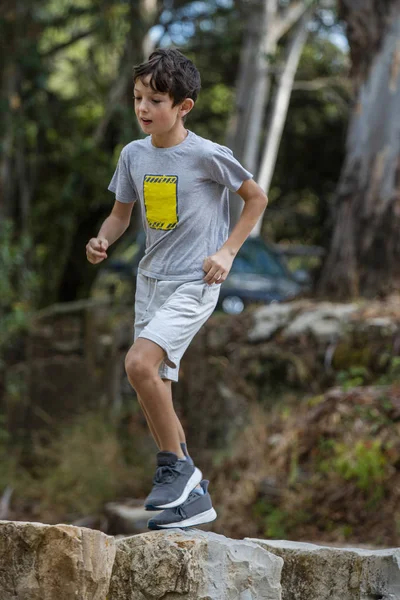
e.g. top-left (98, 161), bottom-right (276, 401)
top-left (192, 83), bottom-right (234, 141)
top-left (377, 357), bottom-right (400, 385)
top-left (253, 500), bottom-right (310, 539)
top-left (319, 439), bottom-right (388, 496)
top-left (306, 394), bottom-right (325, 407)
top-left (264, 35), bottom-right (349, 248)
top-left (3, 369), bottom-right (28, 411)
top-left (183, 3), bottom-right (242, 144)
top-left (0, 221), bottom-right (40, 349)
top-left (336, 366), bottom-right (370, 390)
top-left (15, 410), bottom-right (147, 519)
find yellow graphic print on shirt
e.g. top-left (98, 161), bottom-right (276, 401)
top-left (143, 174), bottom-right (178, 230)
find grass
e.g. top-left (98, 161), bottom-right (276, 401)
top-left (0, 408), bottom-right (153, 523)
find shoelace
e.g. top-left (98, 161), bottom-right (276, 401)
top-left (171, 490), bottom-right (199, 519)
top-left (168, 504), bottom-right (187, 519)
top-left (153, 464), bottom-right (180, 485)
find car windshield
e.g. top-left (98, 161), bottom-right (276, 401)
top-left (231, 241), bottom-right (287, 277)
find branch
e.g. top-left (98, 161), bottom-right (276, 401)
top-left (159, 7), bottom-right (218, 30)
top-left (292, 76), bottom-right (351, 90)
top-left (38, 6), bottom-right (101, 29)
top-left (251, 11), bottom-right (311, 236)
top-left (271, 0), bottom-right (316, 45)
top-left (292, 82), bottom-right (351, 111)
top-left (31, 298), bottom-right (111, 324)
top-left (40, 26), bottom-right (101, 58)
top-left (259, 14), bottom-right (311, 194)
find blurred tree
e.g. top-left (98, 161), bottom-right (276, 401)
top-left (251, 9), bottom-right (312, 236)
top-left (183, 1), bottom-right (349, 252)
top-left (0, 1), bottom-right (46, 233)
top-left (0, 0), bottom-right (349, 314)
top-left (226, 0), bottom-right (317, 226)
top-left (317, 0), bottom-right (400, 298)
top-left (0, 0), bottom-right (165, 304)
top-left (262, 37), bottom-right (349, 250)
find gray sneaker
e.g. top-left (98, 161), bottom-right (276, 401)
top-left (147, 480), bottom-right (217, 530)
top-left (181, 442), bottom-right (194, 466)
top-left (144, 451), bottom-right (202, 510)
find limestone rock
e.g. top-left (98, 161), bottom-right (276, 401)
top-left (282, 303), bottom-right (358, 342)
top-left (108, 529), bottom-right (283, 600)
top-left (248, 304), bottom-right (294, 342)
top-left (0, 520), bottom-right (115, 600)
top-left (248, 302), bottom-right (360, 344)
top-left (362, 317), bottom-right (398, 335)
top-left (246, 539), bottom-right (400, 600)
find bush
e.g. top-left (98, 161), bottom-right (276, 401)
top-left (319, 439), bottom-right (388, 496)
top-left (0, 220), bottom-right (39, 351)
top-left (7, 409), bottom-right (153, 522)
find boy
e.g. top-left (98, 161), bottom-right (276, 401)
top-left (86, 48), bottom-right (268, 530)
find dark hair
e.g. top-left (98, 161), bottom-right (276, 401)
top-left (133, 48), bottom-right (201, 108)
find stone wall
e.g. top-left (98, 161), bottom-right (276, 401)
top-left (1, 521), bottom-right (399, 600)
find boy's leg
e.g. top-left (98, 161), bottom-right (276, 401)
top-left (137, 395), bottom-right (161, 449)
top-left (125, 338), bottom-right (184, 458)
top-left (137, 379), bottom-right (186, 451)
top-left (126, 339), bottom-right (202, 510)
top-left (162, 379), bottom-right (187, 447)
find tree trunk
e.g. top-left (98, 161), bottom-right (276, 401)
top-left (225, 0), bottom-right (268, 162)
top-left (0, 1), bottom-right (45, 231)
top-left (0, 62), bottom-right (18, 224)
top-left (242, 0), bottom-right (278, 175)
top-left (93, 0), bottom-right (161, 146)
top-left (0, 4), bottom-right (25, 226)
top-left (226, 0), bottom-right (269, 230)
top-left (227, 0), bottom-right (314, 230)
top-left (251, 12), bottom-right (310, 236)
top-left (317, 0), bottom-right (400, 299)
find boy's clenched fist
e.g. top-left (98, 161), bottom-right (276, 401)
top-left (86, 237), bottom-right (108, 264)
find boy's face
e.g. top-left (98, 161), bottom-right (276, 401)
top-left (133, 75), bottom-right (193, 134)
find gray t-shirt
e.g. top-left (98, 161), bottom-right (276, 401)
top-left (108, 129), bottom-right (253, 281)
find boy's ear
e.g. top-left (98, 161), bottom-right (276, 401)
top-left (180, 97), bottom-right (194, 118)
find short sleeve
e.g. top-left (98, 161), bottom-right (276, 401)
top-left (209, 145), bottom-right (253, 192)
top-left (107, 148), bottom-right (138, 203)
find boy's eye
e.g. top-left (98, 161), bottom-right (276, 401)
top-left (133, 96), bottom-right (161, 104)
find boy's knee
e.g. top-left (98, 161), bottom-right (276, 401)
top-left (125, 350), bottom-right (154, 384)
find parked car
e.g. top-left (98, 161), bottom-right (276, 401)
top-left (101, 234), bottom-right (311, 314)
top-left (216, 236), bottom-right (311, 314)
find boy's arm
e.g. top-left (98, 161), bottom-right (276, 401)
top-left (97, 200), bottom-right (135, 245)
top-left (202, 179), bottom-right (268, 284)
top-left (86, 200), bottom-right (135, 264)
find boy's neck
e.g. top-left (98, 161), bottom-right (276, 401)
top-left (151, 126), bottom-right (188, 149)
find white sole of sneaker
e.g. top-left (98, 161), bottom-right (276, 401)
top-left (155, 467), bottom-right (202, 509)
top-left (154, 507), bottom-right (217, 529)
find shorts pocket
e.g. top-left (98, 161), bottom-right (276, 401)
top-left (200, 283), bottom-right (220, 305)
top-left (136, 276), bottom-right (157, 322)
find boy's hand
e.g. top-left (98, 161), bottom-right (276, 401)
top-left (86, 237), bottom-right (109, 264)
top-left (202, 248), bottom-right (234, 284)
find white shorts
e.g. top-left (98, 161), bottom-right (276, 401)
top-left (134, 273), bottom-right (221, 382)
